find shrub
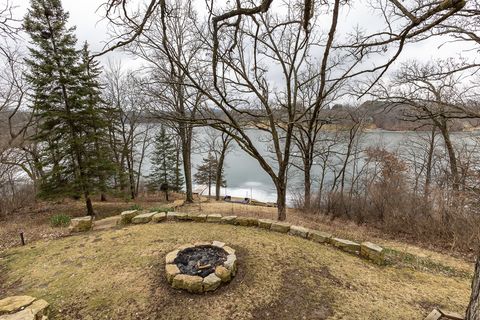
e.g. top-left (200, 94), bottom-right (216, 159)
top-left (50, 214), bottom-right (71, 227)
top-left (129, 204), bottom-right (143, 211)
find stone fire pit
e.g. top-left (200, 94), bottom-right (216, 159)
top-left (165, 241), bottom-right (237, 293)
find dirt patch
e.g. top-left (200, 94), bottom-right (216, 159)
top-left (251, 267), bottom-right (334, 320)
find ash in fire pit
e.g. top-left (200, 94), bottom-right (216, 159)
top-left (165, 241), bottom-right (238, 293)
top-left (174, 245), bottom-right (227, 277)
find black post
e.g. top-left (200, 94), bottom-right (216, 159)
top-left (20, 232), bottom-right (25, 246)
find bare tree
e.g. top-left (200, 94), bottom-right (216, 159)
top-left (103, 62), bottom-right (152, 199)
top-left (201, 127), bottom-right (234, 201)
top-left (379, 59), bottom-right (480, 191)
top-left (95, 0), bottom-right (468, 220)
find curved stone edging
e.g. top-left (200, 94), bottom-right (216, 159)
top-left (78, 210), bottom-right (385, 265)
top-left (165, 241), bottom-right (237, 293)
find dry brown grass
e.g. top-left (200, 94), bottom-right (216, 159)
top-left (182, 201), bottom-right (474, 272)
top-left (0, 197), bottom-right (170, 252)
top-left (0, 222), bottom-right (472, 319)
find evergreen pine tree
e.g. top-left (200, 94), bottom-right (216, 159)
top-left (24, 0), bottom-right (112, 215)
top-left (148, 126), bottom-right (184, 198)
top-left (78, 42), bottom-right (115, 202)
top-left (194, 152), bottom-right (226, 198)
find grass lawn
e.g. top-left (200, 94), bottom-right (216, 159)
top-left (0, 221), bottom-right (472, 319)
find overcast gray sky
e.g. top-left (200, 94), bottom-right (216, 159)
top-left (11, 0), bottom-right (478, 78)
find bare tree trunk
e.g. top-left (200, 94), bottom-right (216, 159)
top-left (424, 126), bottom-right (436, 197)
top-left (440, 124), bottom-right (460, 191)
top-left (85, 191), bottom-right (94, 216)
top-left (466, 256), bottom-right (480, 320)
top-left (182, 132), bottom-right (194, 203)
top-left (304, 167), bottom-right (311, 210)
top-left (215, 150), bottom-right (226, 201)
top-left (276, 184), bottom-right (287, 221)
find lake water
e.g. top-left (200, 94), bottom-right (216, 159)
top-left (140, 127), bottom-right (480, 203)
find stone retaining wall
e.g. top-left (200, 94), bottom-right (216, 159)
top-left (113, 211), bottom-right (385, 265)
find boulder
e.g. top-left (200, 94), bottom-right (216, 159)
top-left (0, 296), bottom-right (36, 315)
top-left (215, 265), bottom-right (232, 282)
top-left (165, 250), bottom-right (180, 264)
top-left (171, 274), bottom-right (204, 293)
top-left (331, 238), bottom-right (360, 254)
top-left (166, 212), bottom-right (180, 220)
top-left (165, 264), bottom-right (180, 284)
top-left (193, 241), bottom-right (211, 247)
top-left (270, 221), bottom-right (291, 233)
top-left (152, 212), bottom-right (166, 223)
top-left (186, 213), bottom-right (200, 221)
top-left (221, 216), bottom-right (237, 224)
top-left (308, 230), bottom-right (332, 244)
top-left (212, 241), bottom-right (225, 248)
top-left (258, 219), bottom-right (273, 229)
top-left (360, 242), bottom-right (385, 265)
top-left (289, 225), bottom-right (310, 238)
top-left (235, 217), bottom-right (258, 227)
top-left (131, 212), bottom-right (156, 224)
top-left (174, 213), bottom-right (189, 221)
top-left (118, 210), bottom-right (139, 225)
top-left (224, 254), bottom-right (237, 275)
top-left (223, 246), bottom-right (235, 255)
top-left (25, 299), bottom-right (49, 319)
top-left (0, 296), bottom-right (49, 320)
top-left (206, 214), bottom-right (222, 223)
top-left (191, 214), bottom-right (207, 222)
top-left (203, 273), bottom-right (222, 291)
top-left (69, 216), bottom-right (92, 233)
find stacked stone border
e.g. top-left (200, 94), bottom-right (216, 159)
top-left (165, 241), bottom-right (237, 293)
top-left (70, 210), bottom-right (385, 265)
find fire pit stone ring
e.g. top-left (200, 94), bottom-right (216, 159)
top-left (165, 241), bottom-right (237, 293)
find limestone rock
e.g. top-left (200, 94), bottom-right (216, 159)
top-left (223, 246), bottom-right (235, 255)
top-left (0, 297), bottom-right (49, 320)
top-left (166, 212), bottom-right (179, 220)
top-left (0, 309), bottom-right (36, 320)
top-left (212, 241), bottom-right (225, 248)
top-left (165, 264), bottom-right (180, 284)
top-left (131, 212), bottom-right (156, 224)
top-left (308, 230), bottom-right (332, 243)
top-left (172, 274), bottom-right (203, 293)
top-left (118, 210), bottom-right (138, 225)
top-left (235, 217), bottom-right (258, 227)
top-left (0, 296), bottom-right (36, 315)
top-left (191, 214), bottom-right (207, 222)
top-left (206, 214), bottom-right (222, 223)
top-left (360, 242), bottom-right (385, 265)
top-left (224, 254), bottom-right (237, 275)
top-left (270, 221), bottom-right (291, 233)
top-left (258, 219), bottom-right (273, 229)
top-left (331, 238), bottom-right (360, 254)
top-left (203, 273), bottom-right (222, 291)
top-left (289, 225), bottom-right (310, 238)
top-left (221, 216), bottom-right (237, 224)
top-left (68, 216), bottom-right (92, 233)
top-left (215, 265), bottom-right (231, 282)
top-left (193, 241), bottom-right (211, 247)
top-left (152, 212), bottom-right (166, 223)
top-left (186, 213), bottom-right (200, 220)
top-left (174, 213), bottom-right (188, 221)
top-left (26, 299), bottom-right (49, 319)
top-left (165, 250), bottom-right (180, 264)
